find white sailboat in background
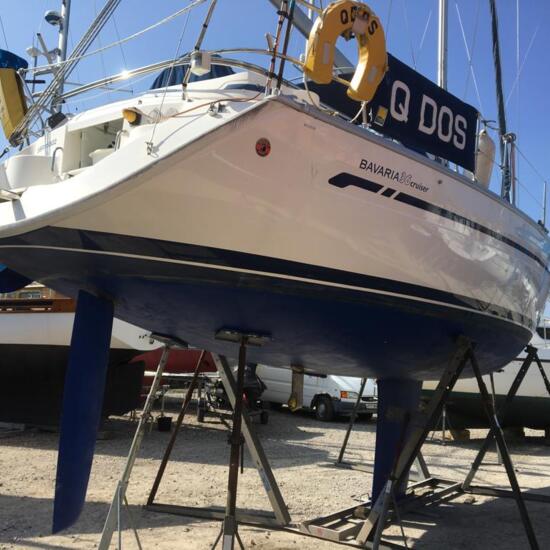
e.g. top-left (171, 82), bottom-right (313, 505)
top-left (0, 0), bottom-right (547, 533)
top-left (0, 282), bottom-right (160, 426)
top-left (423, 315), bottom-right (550, 431)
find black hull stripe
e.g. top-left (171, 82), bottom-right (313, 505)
top-left (0, 226), bottom-right (535, 330)
top-left (328, 172), bottom-right (548, 270)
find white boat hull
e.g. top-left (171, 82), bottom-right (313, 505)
top-left (0, 77), bottom-right (548, 379)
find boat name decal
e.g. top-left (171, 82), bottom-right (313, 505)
top-left (359, 158), bottom-right (430, 193)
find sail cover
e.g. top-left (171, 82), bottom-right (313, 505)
top-left (0, 49), bottom-right (28, 71)
top-left (306, 54), bottom-right (478, 171)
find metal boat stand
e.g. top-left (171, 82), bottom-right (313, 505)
top-left (335, 380), bottom-right (434, 481)
top-left (300, 338), bottom-right (550, 549)
top-left (98, 335), bottom-right (188, 550)
top-left (145, 329), bottom-right (291, 550)
top-left (336, 377), bottom-right (369, 469)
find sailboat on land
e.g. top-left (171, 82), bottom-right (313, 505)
top-left (0, 0), bottom-right (547, 533)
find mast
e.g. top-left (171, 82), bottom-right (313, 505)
top-left (489, 0), bottom-right (511, 202)
top-left (56, 0), bottom-right (72, 104)
top-left (437, 0), bottom-right (448, 90)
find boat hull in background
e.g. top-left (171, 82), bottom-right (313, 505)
top-left (0, 344), bottom-right (144, 426)
top-left (0, 311), bottom-right (158, 426)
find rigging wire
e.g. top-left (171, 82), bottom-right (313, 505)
top-left (401, 0), bottom-right (416, 69)
top-left (63, 72), bottom-right (152, 106)
top-left (26, 0), bottom-right (209, 75)
top-left (416, 9), bottom-right (433, 68)
top-left (10, 0), bottom-right (124, 144)
top-left (459, 1), bottom-right (480, 99)
top-left (385, 0), bottom-right (394, 45)
top-left (94, 0), bottom-right (113, 104)
top-left (147, 1), bottom-right (194, 150)
top-left (112, 14), bottom-right (129, 72)
top-left (68, 30), bottom-right (88, 112)
top-left (0, 14), bottom-right (9, 49)
top-left (505, 22), bottom-right (539, 108)
top-left (455, 2), bottom-right (483, 113)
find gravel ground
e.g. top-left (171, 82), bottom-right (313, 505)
top-left (1, 404), bottom-right (550, 549)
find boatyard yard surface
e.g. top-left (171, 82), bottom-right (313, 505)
top-left (1, 407), bottom-right (550, 549)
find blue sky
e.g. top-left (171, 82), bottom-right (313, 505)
top-left (1, 0), bottom-right (549, 221)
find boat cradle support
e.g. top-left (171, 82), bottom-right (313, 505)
top-left (301, 338), bottom-right (550, 549)
top-left (99, 331), bottom-right (291, 549)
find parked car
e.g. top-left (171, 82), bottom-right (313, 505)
top-left (256, 365), bottom-right (377, 421)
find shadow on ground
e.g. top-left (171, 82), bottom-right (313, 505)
top-left (0, 407), bottom-right (377, 468)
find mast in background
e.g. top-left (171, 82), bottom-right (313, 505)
top-left (488, 0), bottom-right (512, 203)
top-left (438, 0), bottom-right (448, 167)
top-left (437, 0), bottom-right (447, 90)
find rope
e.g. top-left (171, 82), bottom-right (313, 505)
top-left (170, 92), bottom-right (263, 119)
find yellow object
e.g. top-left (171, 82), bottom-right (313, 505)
top-left (122, 108), bottom-right (141, 125)
top-left (304, 0), bottom-right (388, 102)
top-left (0, 68), bottom-right (27, 139)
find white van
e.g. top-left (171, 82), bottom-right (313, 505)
top-left (256, 365), bottom-right (377, 421)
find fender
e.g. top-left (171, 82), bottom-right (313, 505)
top-left (303, 0), bottom-right (387, 103)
